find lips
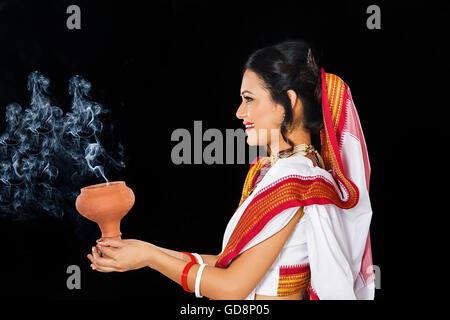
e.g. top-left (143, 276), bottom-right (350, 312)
top-left (243, 122), bottom-right (255, 130)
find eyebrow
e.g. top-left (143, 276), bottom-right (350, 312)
top-left (240, 90), bottom-right (254, 96)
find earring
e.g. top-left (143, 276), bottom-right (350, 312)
top-left (285, 122), bottom-right (293, 133)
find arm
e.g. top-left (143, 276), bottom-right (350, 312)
top-left (153, 246), bottom-right (219, 266)
top-left (90, 208), bottom-right (302, 299)
top-left (151, 207), bottom-right (303, 300)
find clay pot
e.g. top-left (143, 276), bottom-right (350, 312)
top-left (76, 181), bottom-right (135, 240)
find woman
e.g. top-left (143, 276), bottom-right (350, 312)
top-left (87, 40), bottom-right (374, 300)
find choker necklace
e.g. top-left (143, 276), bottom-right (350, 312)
top-left (269, 143), bottom-right (324, 168)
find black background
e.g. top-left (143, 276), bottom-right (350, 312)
top-left (0, 0), bottom-right (447, 313)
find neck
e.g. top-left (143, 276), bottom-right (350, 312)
top-left (269, 128), bottom-right (311, 155)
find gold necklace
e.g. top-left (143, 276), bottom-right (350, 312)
top-left (269, 143), bottom-right (324, 168)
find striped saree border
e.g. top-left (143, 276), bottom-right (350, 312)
top-left (320, 71), bottom-right (359, 206)
top-left (215, 174), bottom-right (356, 268)
top-left (239, 157), bottom-right (270, 207)
top-left (277, 264), bottom-right (311, 297)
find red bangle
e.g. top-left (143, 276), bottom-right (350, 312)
top-left (181, 261), bottom-right (196, 292)
top-left (181, 251), bottom-right (197, 263)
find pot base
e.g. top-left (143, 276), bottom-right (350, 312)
top-left (99, 233), bottom-right (122, 241)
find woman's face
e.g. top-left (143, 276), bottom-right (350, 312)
top-left (236, 69), bottom-right (285, 147)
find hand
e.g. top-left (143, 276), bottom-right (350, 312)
top-left (87, 238), bottom-right (158, 273)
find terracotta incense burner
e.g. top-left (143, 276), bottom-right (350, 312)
top-left (75, 181), bottom-right (135, 240)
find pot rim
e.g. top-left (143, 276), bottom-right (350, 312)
top-left (81, 181), bottom-right (126, 191)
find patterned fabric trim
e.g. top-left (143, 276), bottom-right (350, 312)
top-left (319, 72), bottom-right (359, 208)
top-left (215, 172), bottom-right (358, 268)
top-left (277, 264), bottom-right (311, 297)
top-left (238, 157), bottom-right (270, 207)
top-left (310, 286), bottom-right (320, 300)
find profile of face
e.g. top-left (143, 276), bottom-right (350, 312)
top-left (236, 70), bottom-right (286, 149)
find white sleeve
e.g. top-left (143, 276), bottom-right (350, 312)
top-left (236, 206), bottom-right (301, 300)
top-left (305, 204), bottom-right (357, 300)
top-left (240, 206), bottom-right (301, 253)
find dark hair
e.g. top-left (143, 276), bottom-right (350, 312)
top-left (243, 39), bottom-right (323, 153)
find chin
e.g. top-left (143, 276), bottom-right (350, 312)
top-left (246, 127), bottom-right (272, 146)
top-left (246, 138), bottom-right (258, 146)
top-left (246, 134), bottom-right (267, 146)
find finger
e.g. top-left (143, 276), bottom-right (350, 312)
top-left (96, 244), bottom-right (118, 258)
top-left (92, 246), bottom-right (117, 268)
top-left (97, 238), bottom-right (124, 248)
top-left (91, 263), bottom-right (119, 273)
top-left (88, 253), bottom-right (117, 272)
top-left (96, 239), bottom-right (112, 247)
top-left (88, 256), bottom-right (100, 271)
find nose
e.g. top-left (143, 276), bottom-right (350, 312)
top-left (236, 102), bottom-right (247, 120)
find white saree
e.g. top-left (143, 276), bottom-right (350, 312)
top-left (220, 153), bottom-right (372, 299)
top-left (215, 70), bottom-right (374, 300)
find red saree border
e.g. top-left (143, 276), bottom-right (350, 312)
top-left (320, 70), bottom-right (359, 207)
top-left (310, 286), bottom-right (320, 300)
top-left (321, 72), bottom-right (345, 171)
top-left (279, 263), bottom-right (310, 275)
top-left (239, 157), bottom-right (270, 207)
top-left (216, 173), bottom-right (357, 268)
top-left (277, 263), bottom-right (311, 297)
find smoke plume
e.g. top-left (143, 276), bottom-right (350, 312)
top-left (0, 71), bottom-right (125, 221)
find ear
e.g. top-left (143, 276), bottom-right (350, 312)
top-left (286, 89), bottom-right (298, 112)
top-left (286, 90), bottom-right (304, 127)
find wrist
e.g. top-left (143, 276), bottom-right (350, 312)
top-left (146, 243), bottom-right (160, 270)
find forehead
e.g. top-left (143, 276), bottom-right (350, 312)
top-left (240, 69), bottom-right (266, 94)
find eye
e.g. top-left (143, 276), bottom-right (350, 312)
top-left (243, 96), bottom-right (253, 103)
